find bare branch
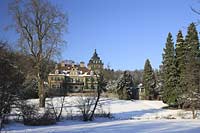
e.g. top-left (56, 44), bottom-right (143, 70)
top-left (9, 0), bottom-right (67, 107)
top-left (191, 6), bottom-right (200, 15)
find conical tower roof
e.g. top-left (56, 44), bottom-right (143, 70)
top-left (88, 49), bottom-right (103, 65)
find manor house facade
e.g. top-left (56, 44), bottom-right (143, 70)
top-left (48, 49), bottom-right (103, 92)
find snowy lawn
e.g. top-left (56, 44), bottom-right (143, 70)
top-left (2, 97), bottom-right (200, 133)
top-left (3, 119), bottom-right (200, 133)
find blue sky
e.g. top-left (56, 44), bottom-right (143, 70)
top-left (0, 0), bottom-right (200, 70)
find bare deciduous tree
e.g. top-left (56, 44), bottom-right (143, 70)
top-left (76, 73), bottom-right (107, 121)
top-left (47, 87), bottom-right (67, 121)
top-left (76, 94), bottom-right (96, 121)
top-left (9, 0), bottom-right (67, 107)
top-left (89, 73), bottom-right (107, 120)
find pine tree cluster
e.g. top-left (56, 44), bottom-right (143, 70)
top-left (162, 23), bottom-right (200, 108)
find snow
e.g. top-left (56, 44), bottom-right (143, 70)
top-left (99, 99), bottom-right (186, 120)
top-left (3, 119), bottom-right (200, 133)
top-left (2, 97), bottom-right (200, 133)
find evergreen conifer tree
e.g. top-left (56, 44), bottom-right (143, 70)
top-left (142, 59), bottom-right (156, 100)
top-left (162, 33), bottom-right (178, 105)
top-left (185, 23), bottom-right (199, 57)
top-left (175, 30), bottom-right (187, 106)
top-left (116, 71), bottom-right (134, 100)
top-left (176, 30), bottom-right (186, 74)
top-left (181, 23), bottom-right (200, 111)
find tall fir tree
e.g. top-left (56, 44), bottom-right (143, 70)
top-left (142, 59), bottom-right (156, 100)
top-left (162, 33), bottom-right (178, 105)
top-left (181, 23), bottom-right (200, 111)
top-left (175, 30), bottom-right (187, 105)
top-left (184, 49), bottom-right (200, 116)
top-left (176, 30), bottom-right (186, 74)
top-left (185, 23), bottom-right (199, 57)
top-left (184, 23), bottom-right (199, 95)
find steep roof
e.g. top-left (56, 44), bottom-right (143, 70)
top-left (88, 49), bottom-right (103, 65)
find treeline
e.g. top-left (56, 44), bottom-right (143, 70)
top-left (162, 23), bottom-right (200, 113)
top-left (104, 64), bottom-right (163, 100)
top-left (103, 68), bottom-right (140, 99)
top-left (137, 22), bottom-right (200, 108)
top-left (103, 68), bottom-right (143, 88)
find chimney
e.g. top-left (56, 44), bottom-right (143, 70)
top-left (55, 64), bottom-right (58, 69)
top-left (61, 61), bottom-right (65, 67)
top-left (72, 62), bottom-right (75, 67)
top-left (80, 61), bottom-right (85, 67)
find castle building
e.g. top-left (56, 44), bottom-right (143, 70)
top-left (87, 49), bottom-right (104, 73)
top-left (48, 49), bottom-right (103, 92)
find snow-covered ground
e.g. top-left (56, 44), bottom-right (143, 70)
top-left (4, 119), bottom-right (200, 133)
top-left (2, 97), bottom-right (200, 133)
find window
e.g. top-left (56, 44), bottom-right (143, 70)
top-left (52, 84), bottom-right (60, 88)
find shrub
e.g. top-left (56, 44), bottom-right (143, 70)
top-left (20, 103), bottom-right (56, 126)
top-left (21, 76), bottom-right (38, 99)
top-left (76, 95), bottom-right (96, 121)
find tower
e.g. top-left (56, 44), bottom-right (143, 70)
top-left (87, 49), bottom-right (103, 73)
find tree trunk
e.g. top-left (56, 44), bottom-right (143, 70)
top-left (39, 94), bottom-right (45, 108)
top-left (89, 90), bottom-right (100, 121)
top-left (57, 96), bottom-right (65, 121)
top-left (0, 115), bottom-right (5, 131)
top-left (192, 106), bottom-right (196, 119)
top-left (0, 118), bottom-right (3, 131)
top-left (38, 79), bottom-right (45, 107)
